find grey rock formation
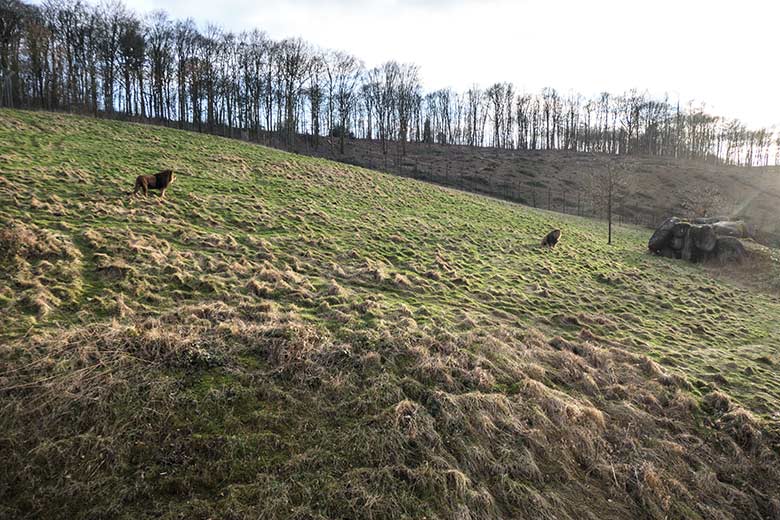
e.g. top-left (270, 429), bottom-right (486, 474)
top-left (648, 217), bottom-right (679, 251)
top-left (648, 217), bottom-right (749, 263)
top-left (692, 225), bottom-right (717, 253)
top-left (712, 221), bottom-right (748, 238)
top-left (715, 236), bottom-right (748, 263)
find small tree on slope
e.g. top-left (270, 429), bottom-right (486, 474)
top-left (587, 163), bottom-right (632, 245)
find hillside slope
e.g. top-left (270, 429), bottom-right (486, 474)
top-left (1, 110), bottom-right (779, 519)
top-left (295, 137), bottom-right (780, 242)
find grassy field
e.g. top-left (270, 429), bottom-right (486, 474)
top-left (1, 109), bottom-right (779, 519)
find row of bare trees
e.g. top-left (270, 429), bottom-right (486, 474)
top-left (1, 0), bottom-right (777, 167)
top-left (427, 86), bottom-right (777, 167)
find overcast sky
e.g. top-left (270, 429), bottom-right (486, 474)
top-left (115, 0), bottom-right (778, 129)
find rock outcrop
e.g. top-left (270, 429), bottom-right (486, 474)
top-left (648, 217), bottom-right (749, 263)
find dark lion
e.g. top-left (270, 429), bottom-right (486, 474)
top-left (132, 169), bottom-right (176, 198)
top-left (541, 229), bottom-right (562, 248)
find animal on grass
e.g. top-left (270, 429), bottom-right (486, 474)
top-left (132, 169), bottom-right (176, 198)
top-left (541, 229), bottom-right (562, 248)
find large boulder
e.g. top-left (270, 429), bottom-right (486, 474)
top-left (712, 221), bottom-right (748, 238)
top-left (692, 216), bottom-right (727, 225)
top-left (672, 222), bottom-right (691, 238)
top-left (692, 225), bottom-right (717, 253)
top-left (715, 237), bottom-right (748, 263)
top-left (649, 216), bottom-right (749, 264)
top-left (648, 217), bottom-right (679, 252)
top-left (681, 228), bottom-right (696, 262)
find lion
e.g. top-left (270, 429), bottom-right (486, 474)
top-left (541, 229), bottom-right (562, 248)
top-left (132, 169), bottom-right (176, 198)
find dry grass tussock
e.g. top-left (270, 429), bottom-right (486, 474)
top-left (2, 287), bottom-right (780, 519)
top-left (74, 222), bottom-right (319, 318)
top-left (345, 256), bottom-right (425, 293)
top-left (378, 321), bottom-right (780, 519)
top-left (7, 303), bottom-right (768, 518)
top-left (0, 219), bottom-right (83, 330)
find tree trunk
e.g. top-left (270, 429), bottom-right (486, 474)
top-left (608, 184), bottom-right (613, 245)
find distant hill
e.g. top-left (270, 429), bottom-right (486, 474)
top-left (291, 137), bottom-right (780, 244)
top-left (1, 110), bottom-right (779, 519)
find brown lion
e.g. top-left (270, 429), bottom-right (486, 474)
top-left (541, 229), bottom-right (562, 248)
top-left (132, 169), bottom-right (176, 198)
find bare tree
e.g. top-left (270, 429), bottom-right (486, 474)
top-left (486, 82), bottom-right (505, 148)
top-left (586, 164), bottom-right (631, 244)
top-left (680, 186), bottom-right (728, 219)
top-left (465, 86), bottom-right (485, 147)
top-left (306, 49), bottom-right (323, 147)
top-left (395, 62), bottom-right (419, 155)
top-left (172, 18), bottom-right (196, 125)
top-left (276, 37), bottom-right (312, 147)
top-left (365, 62), bottom-right (398, 157)
top-left (145, 10), bottom-right (173, 119)
top-left (329, 50), bottom-right (362, 154)
top-left (117, 12), bottom-right (144, 116)
top-left (0, 0), bottom-right (29, 107)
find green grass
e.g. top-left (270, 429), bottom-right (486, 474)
top-left (1, 109), bottom-right (779, 519)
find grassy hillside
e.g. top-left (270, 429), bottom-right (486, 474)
top-left (297, 137), bottom-right (780, 243)
top-left (1, 109), bottom-right (779, 519)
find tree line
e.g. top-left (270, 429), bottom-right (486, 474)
top-left (1, 0), bottom-right (777, 167)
